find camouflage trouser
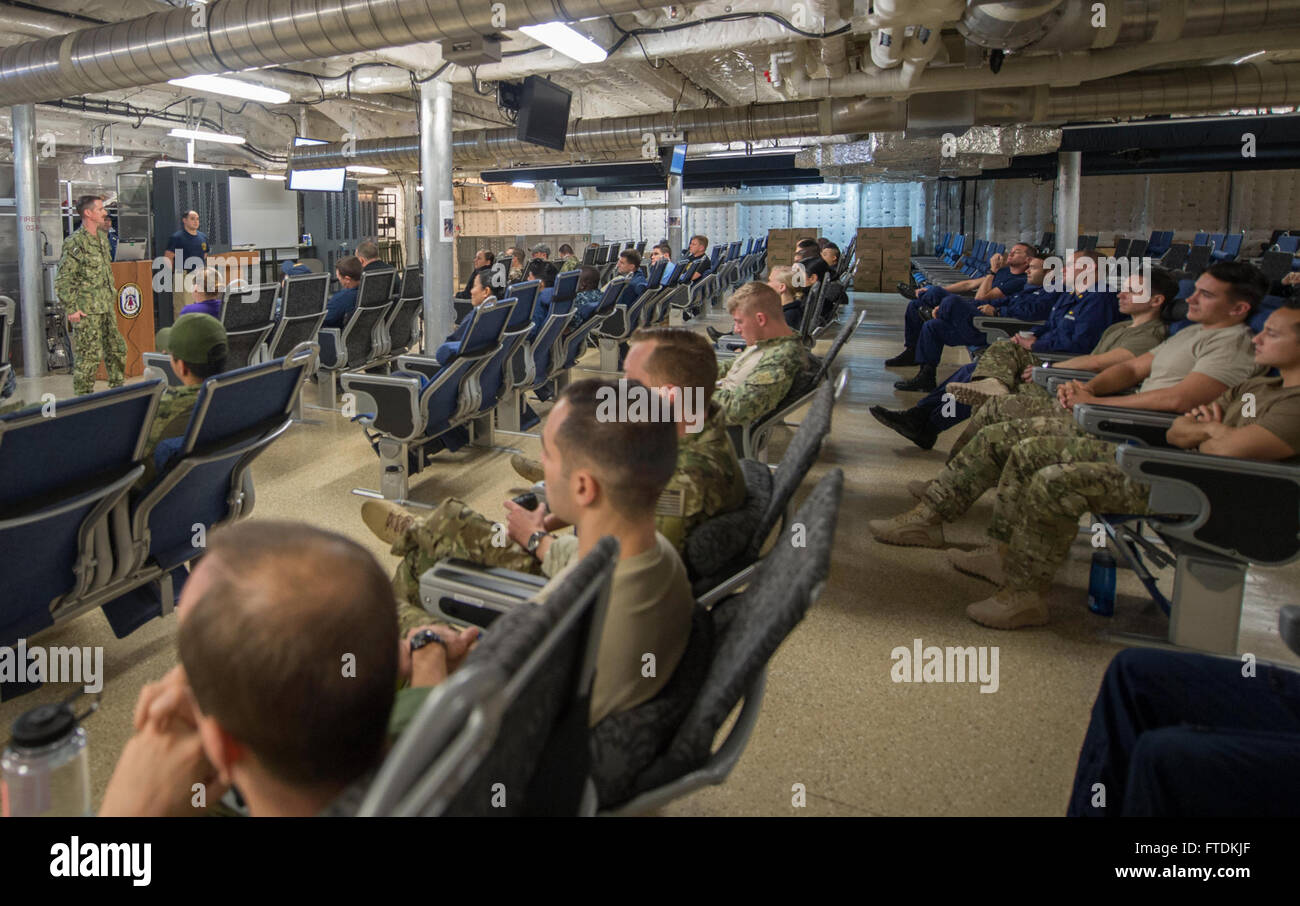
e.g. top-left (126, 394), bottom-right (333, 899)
top-left (390, 497), bottom-right (542, 633)
top-left (72, 312), bottom-right (126, 396)
top-left (924, 414), bottom-right (1086, 522)
top-left (948, 382), bottom-right (1066, 461)
top-left (999, 453), bottom-right (1152, 591)
top-left (971, 339), bottom-right (1036, 389)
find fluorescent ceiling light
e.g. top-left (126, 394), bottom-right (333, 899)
top-left (347, 165), bottom-right (390, 175)
top-left (252, 173), bottom-right (286, 180)
top-left (518, 22), bottom-right (607, 64)
top-left (83, 153), bottom-right (124, 165)
top-left (168, 74), bottom-right (291, 105)
top-left (703, 146), bottom-right (799, 158)
top-left (167, 127), bottom-right (246, 145)
top-left (1232, 50), bottom-right (1266, 65)
top-left (155, 160), bottom-right (221, 170)
top-left (511, 181), bottom-right (535, 188)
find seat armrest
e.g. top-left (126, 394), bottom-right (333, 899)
top-left (717, 335), bottom-right (746, 352)
top-left (318, 328), bottom-right (343, 369)
top-left (1280, 605), bottom-right (1300, 657)
top-left (972, 316), bottom-right (1044, 344)
top-left (1074, 403), bottom-right (1177, 446)
top-left (1032, 365), bottom-right (1097, 389)
top-left (1115, 444), bottom-right (1300, 564)
top-left (1033, 351), bottom-right (1075, 363)
top-left (417, 558), bottom-right (549, 629)
top-left (340, 372), bottom-right (423, 438)
top-left (395, 354), bottom-right (442, 379)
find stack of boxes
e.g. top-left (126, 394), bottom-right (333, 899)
top-left (766, 227), bottom-right (820, 270)
top-left (854, 226), bottom-right (913, 292)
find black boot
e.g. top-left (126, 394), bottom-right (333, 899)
top-left (706, 325), bottom-right (729, 342)
top-left (884, 347), bottom-right (917, 367)
top-left (869, 405), bottom-right (938, 451)
top-left (896, 282), bottom-right (917, 300)
top-left (894, 363), bottom-right (937, 392)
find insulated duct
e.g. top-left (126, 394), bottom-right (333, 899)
top-left (0, 0), bottom-right (665, 106)
top-left (289, 98), bottom-right (908, 167)
top-left (287, 60), bottom-right (1300, 170)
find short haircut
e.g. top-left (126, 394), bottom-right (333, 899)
top-left (472, 268), bottom-right (492, 293)
top-left (190, 267), bottom-right (225, 297)
top-left (816, 237), bottom-right (832, 249)
top-left (553, 378), bottom-right (678, 520)
top-left (629, 326), bottom-right (719, 407)
top-left (335, 255), bottom-right (363, 283)
top-left (75, 195), bottom-right (102, 217)
top-left (179, 521), bottom-right (399, 790)
top-left (620, 249), bottom-right (641, 267)
top-left (1279, 298), bottom-right (1300, 338)
top-left (656, 242), bottom-right (672, 256)
top-left (822, 242), bottom-right (840, 256)
top-left (355, 239), bottom-right (380, 260)
top-left (530, 243), bottom-right (551, 256)
top-left (796, 238), bottom-right (819, 250)
top-left (768, 264), bottom-right (796, 296)
top-left (559, 244), bottom-right (574, 256)
top-left (726, 281), bottom-right (783, 318)
top-left (181, 209), bottom-right (198, 221)
top-left (526, 258), bottom-right (557, 287)
top-left (182, 347), bottom-right (228, 381)
top-left (1010, 242), bottom-right (1035, 256)
top-left (1073, 248), bottom-right (1101, 266)
top-left (577, 265), bottom-right (600, 293)
top-left (1145, 266), bottom-right (1179, 310)
top-left (689, 234), bottom-right (708, 250)
top-left (512, 248), bottom-right (526, 263)
top-left (1205, 261), bottom-right (1269, 316)
top-left (478, 248), bottom-right (496, 265)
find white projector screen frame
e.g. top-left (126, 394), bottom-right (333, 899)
top-left (229, 176), bottom-right (299, 249)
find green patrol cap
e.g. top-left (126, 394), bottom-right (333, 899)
top-left (161, 313), bottom-right (227, 365)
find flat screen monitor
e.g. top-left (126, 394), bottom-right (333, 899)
top-left (668, 143), bottom-right (687, 175)
top-left (516, 76), bottom-right (572, 152)
top-left (288, 137), bottom-right (345, 192)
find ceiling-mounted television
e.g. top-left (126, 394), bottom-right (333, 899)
top-left (516, 76), bottom-right (572, 152)
top-left (288, 137), bottom-right (345, 192)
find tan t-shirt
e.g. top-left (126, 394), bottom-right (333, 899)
top-left (1141, 323), bottom-right (1258, 393)
top-left (1092, 318), bottom-right (1168, 357)
top-left (1215, 376), bottom-right (1300, 459)
top-left (539, 532), bottom-right (694, 726)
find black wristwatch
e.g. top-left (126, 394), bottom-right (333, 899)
top-left (526, 530), bottom-right (552, 553)
top-left (409, 629), bottom-right (445, 652)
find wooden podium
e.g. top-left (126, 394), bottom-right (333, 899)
top-left (97, 260), bottom-right (155, 380)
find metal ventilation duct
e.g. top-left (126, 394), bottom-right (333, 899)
top-left (0, 0), bottom-right (664, 106)
top-left (288, 99), bottom-right (909, 168)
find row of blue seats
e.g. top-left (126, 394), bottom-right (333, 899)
top-left (0, 345), bottom-right (317, 698)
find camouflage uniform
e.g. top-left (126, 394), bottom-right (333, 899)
top-left (137, 384), bottom-right (201, 487)
top-left (656, 401), bottom-right (747, 552)
top-left (714, 334), bottom-right (817, 426)
top-left (998, 452), bottom-right (1150, 591)
top-left (558, 255), bottom-right (580, 273)
top-left (0, 398), bottom-right (27, 417)
top-left (55, 226), bottom-right (125, 396)
top-left (923, 414), bottom-right (1087, 522)
top-left (389, 497), bottom-right (580, 633)
top-left (969, 339), bottom-right (1040, 389)
top-left (947, 382), bottom-right (1064, 460)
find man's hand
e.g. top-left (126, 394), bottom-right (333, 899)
top-left (1057, 379), bottom-right (1096, 412)
top-left (1020, 365), bottom-right (1035, 383)
top-left (978, 304), bottom-right (997, 316)
top-left (101, 692), bottom-right (226, 817)
top-left (1010, 333), bottom-right (1036, 349)
top-left (504, 498), bottom-right (548, 549)
top-left (989, 253), bottom-right (1005, 271)
top-left (67, 310), bottom-right (85, 324)
top-left (1188, 401), bottom-right (1230, 439)
top-left (406, 625), bottom-right (482, 688)
top-left (1282, 271), bottom-right (1300, 287)
top-left (133, 665), bottom-right (197, 732)
top-left (541, 512), bottom-right (567, 532)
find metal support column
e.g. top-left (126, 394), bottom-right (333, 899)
top-left (1055, 151), bottom-right (1082, 256)
top-left (419, 79), bottom-right (454, 350)
top-left (667, 173), bottom-right (683, 256)
top-left (401, 175), bottom-right (419, 274)
top-left (13, 104), bottom-right (46, 377)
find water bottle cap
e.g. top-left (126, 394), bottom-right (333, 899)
top-left (11, 703), bottom-right (77, 749)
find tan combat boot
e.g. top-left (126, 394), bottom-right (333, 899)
top-left (965, 585), bottom-right (1049, 630)
top-left (947, 544), bottom-right (1007, 585)
top-left (362, 500), bottom-right (415, 545)
top-left (947, 377), bottom-right (1010, 409)
top-left (869, 502), bottom-right (945, 548)
top-left (510, 454), bottom-right (545, 484)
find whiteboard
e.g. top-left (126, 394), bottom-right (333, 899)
top-left (229, 177), bottom-right (299, 249)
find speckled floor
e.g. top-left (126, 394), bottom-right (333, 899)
top-left (6, 291), bottom-right (1297, 816)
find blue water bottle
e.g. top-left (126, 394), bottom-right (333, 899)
top-left (1088, 550), bottom-right (1117, 616)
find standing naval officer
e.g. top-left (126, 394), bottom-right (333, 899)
top-left (55, 195), bottom-right (126, 396)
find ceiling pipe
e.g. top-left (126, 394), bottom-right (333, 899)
top-left (289, 97), bottom-right (908, 168)
top-left (780, 28), bottom-right (1300, 100)
top-left (286, 60), bottom-right (1300, 170)
top-left (0, 0), bottom-right (667, 106)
